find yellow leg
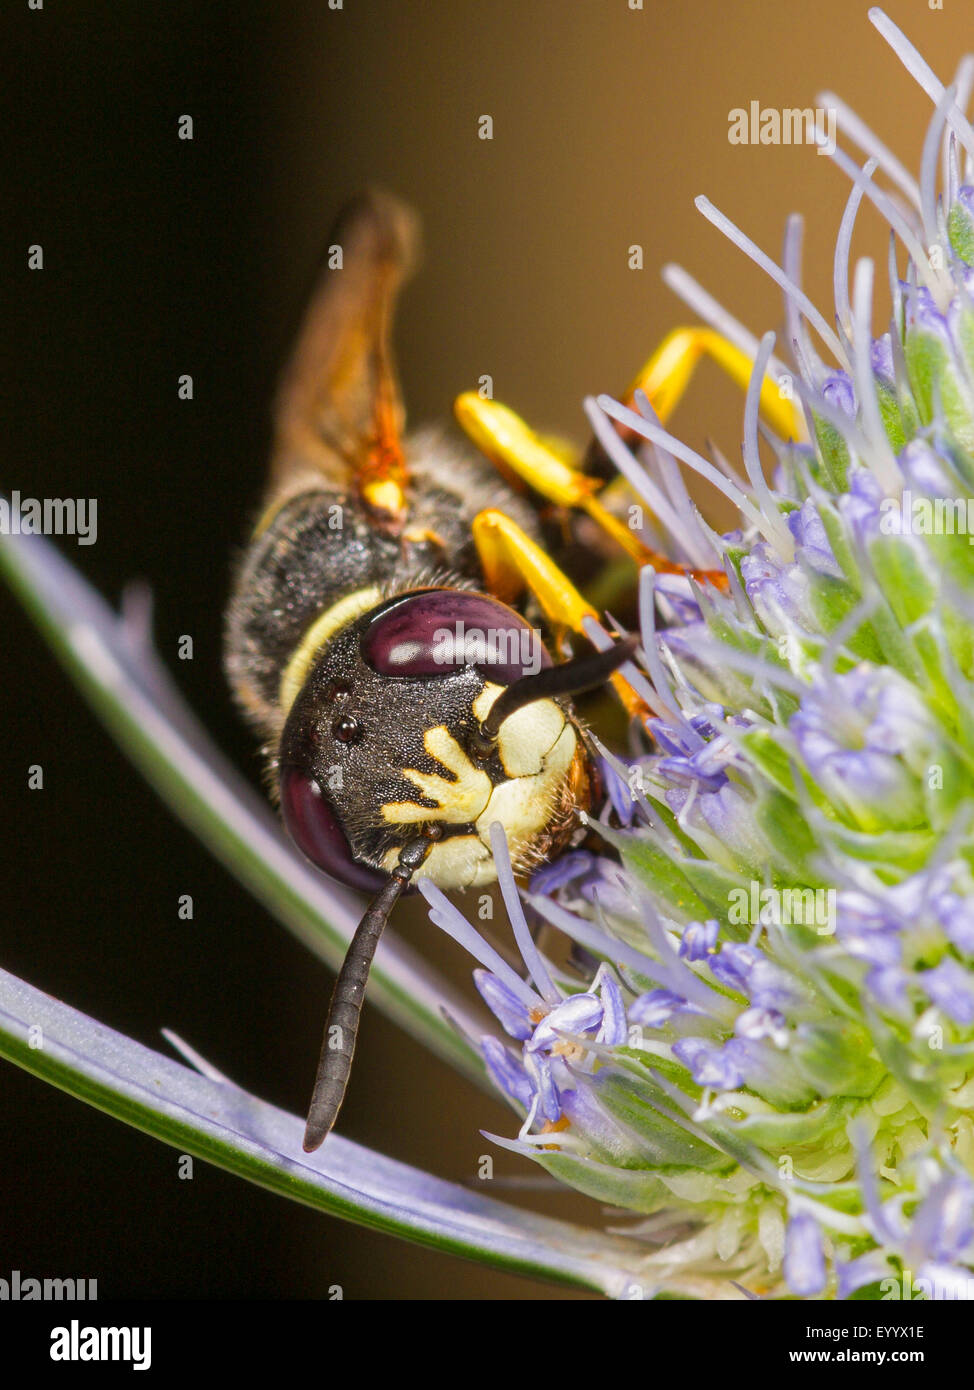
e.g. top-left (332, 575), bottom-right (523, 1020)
top-left (471, 509), bottom-right (647, 721)
top-left (625, 327), bottom-right (801, 440)
top-left (456, 393), bottom-right (728, 590)
top-left (456, 325), bottom-right (799, 574)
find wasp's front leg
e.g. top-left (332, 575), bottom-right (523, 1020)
top-left (620, 326), bottom-right (801, 442)
top-left (458, 395), bottom-right (729, 590)
top-left (456, 323), bottom-right (802, 586)
top-left (470, 507), bottom-right (648, 723)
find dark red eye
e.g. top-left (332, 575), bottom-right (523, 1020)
top-left (279, 766), bottom-right (386, 893)
top-left (361, 589), bottom-right (551, 684)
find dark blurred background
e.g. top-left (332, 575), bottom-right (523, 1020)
top-left (1, 0), bottom-right (970, 1299)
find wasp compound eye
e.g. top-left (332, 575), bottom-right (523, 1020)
top-left (279, 766), bottom-right (386, 893)
top-left (361, 588), bottom-right (551, 683)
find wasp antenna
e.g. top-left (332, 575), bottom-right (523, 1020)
top-left (469, 634), bottom-right (641, 758)
top-left (302, 833), bottom-right (434, 1153)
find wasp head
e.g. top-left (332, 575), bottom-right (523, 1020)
top-left (277, 588), bottom-right (593, 891)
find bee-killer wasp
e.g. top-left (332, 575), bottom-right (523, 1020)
top-left (225, 190), bottom-right (791, 1151)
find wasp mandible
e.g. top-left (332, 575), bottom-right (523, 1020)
top-left (225, 190), bottom-right (782, 1151)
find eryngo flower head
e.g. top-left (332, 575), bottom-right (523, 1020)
top-left (421, 11), bottom-right (974, 1300)
top-left (789, 665), bottom-right (942, 831)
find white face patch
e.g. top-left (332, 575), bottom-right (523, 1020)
top-left (380, 835), bottom-right (495, 890)
top-left (472, 684), bottom-right (566, 777)
top-left (475, 723), bottom-right (577, 855)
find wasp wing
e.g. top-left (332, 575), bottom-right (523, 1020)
top-left (270, 189), bottom-right (420, 506)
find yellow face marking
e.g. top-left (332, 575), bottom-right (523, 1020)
top-left (380, 685), bottom-right (580, 887)
top-left (379, 721), bottom-right (580, 890)
top-left (472, 684), bottom-right (566, 778)
top-left (381, 726), bottom-right (493, 826)
top-left (278, 585), bottom-right (382, 717)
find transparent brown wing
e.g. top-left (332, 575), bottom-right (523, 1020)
top-left (269, 189), bottom-right (420, 518)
